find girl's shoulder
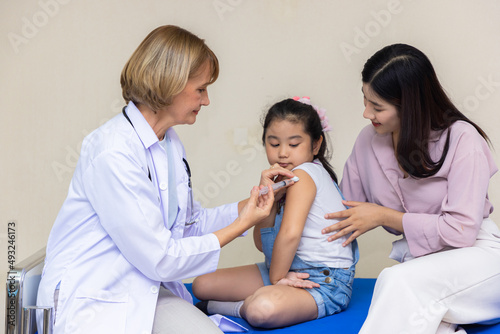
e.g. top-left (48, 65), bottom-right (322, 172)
top-left (292, 161), bottom-right (328, 183)
top-left (292, 161), bottom-right (322, 172)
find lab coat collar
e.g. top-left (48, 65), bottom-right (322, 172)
top-left (124, 101), bottom-right (159, 149)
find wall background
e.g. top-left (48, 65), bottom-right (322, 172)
top-left (1, 0), bottom-right (499, 329)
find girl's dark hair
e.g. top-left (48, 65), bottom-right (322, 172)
top-left (262, 98), bottom-right (338, 183)
top-left (362, 43), bottom-right (489, 178)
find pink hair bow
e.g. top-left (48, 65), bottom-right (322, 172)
top-left (292, 96), bottom-right (332, 132)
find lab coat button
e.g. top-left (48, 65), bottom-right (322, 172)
top-left (150, 286), bottom-right (159, 294)
top-left (160, 182), bottom-right (168, 191)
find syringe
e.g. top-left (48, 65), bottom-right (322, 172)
top-left (259, 176), bottom-right (300, 195)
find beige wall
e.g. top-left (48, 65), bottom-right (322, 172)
top-left (1, 0), bottom-right (499, 328)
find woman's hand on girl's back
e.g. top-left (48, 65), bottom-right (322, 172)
top-left (322, 201), bottom-right (404, 246)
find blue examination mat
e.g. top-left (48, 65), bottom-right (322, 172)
top-left (186, 279), bottom-right (500, 333)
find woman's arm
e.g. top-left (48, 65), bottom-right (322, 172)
top-left (323, 142), bottom-right (406, 244)
top-left (269, 169), bottom-right (315, 284)
top-left (324, 124), bottom-right (496, 255)
top-left (402, 140), bottom-right (494, 256)
top-left (322, 127), bottom-right (404, 246)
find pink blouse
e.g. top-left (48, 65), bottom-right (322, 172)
top-left (340, 121), bottom-right (498, 257)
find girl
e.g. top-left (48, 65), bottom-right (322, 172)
top-left (192, 97), bottom-right (358, 328)
top-left (323, 44), bottom-right (500, 333)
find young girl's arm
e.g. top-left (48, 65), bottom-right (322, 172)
top-left (253, 202), bottom-right (279, 252)
top-left (269, 169), bottom-right (316, 284)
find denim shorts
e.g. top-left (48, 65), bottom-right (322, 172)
top-left (257, 212), bottom-right (359, 319)
top-left (256, 260), bottom-right (355, 319)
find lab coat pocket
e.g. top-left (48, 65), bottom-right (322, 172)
top-left (65, 289), bottom-right (129, 334)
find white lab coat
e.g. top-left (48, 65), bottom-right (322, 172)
top-left (37, 102), bottom-right (238, 334)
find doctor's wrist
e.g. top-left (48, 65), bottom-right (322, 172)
top-left (214, 217), bottom-right (253, 248)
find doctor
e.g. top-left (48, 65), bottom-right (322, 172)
top-left (37, 25), bottom-right (292, 334)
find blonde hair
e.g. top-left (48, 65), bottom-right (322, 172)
top-left (120, 25), bottom-right (219, 111)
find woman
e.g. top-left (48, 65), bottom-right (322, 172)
top-left (323, 44), bottom-right (500, 333)
top-left (36, 25), bottom-right (292, 334)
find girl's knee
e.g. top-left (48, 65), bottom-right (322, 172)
top-left (244, 295), bottom-right (277, 328)
top-left (192, 275), bottom-right (211, 300)
top-left (243, 288), bottom-right (284, 328)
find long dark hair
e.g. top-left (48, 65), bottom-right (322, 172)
top-left (362, 43), bottom-right (489, 178)
top-left (261, 98), bottom-right (338, 183)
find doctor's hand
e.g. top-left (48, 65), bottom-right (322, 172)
top-left (322, 201), bottom-right (404, 247)
top-left (216, 186), bottom-right (274, 248)
top-left (238, 185), bottom-right (275, 229)
top-left (259, 164), bottom-right (296, 201)
top-left (276, 271), bottom-right (320, 289)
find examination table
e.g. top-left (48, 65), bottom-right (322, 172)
top-left (5, 248), bottom-right (500, 333)
top-left (186, 280), bottom-right (500, 333)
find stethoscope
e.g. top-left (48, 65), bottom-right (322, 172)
top-left (182, 157), bottom-right (198, 226)
top-left (123, 107), bottom-right (198, 226)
